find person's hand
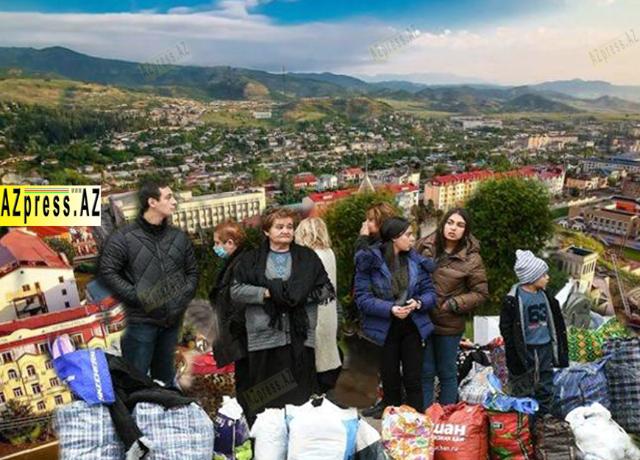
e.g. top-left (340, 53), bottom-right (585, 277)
top-left (405, 299), bottom-right (420, 311)
top-left (360, 221), bottom-right (370, 236)
top-left (264, 289), bottom-right (271, 299)
top-left (392, 306), bottom-right (410, 319)
top-left (441, 298), bottom-right (459, 313)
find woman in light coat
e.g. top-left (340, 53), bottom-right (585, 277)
top-left (295, 217), bottom-right (342, 392)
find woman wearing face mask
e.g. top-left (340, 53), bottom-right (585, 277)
top-left (416, 208), bottom-right (488, 408)
top-left (207, 220), bottom-right (248, 368)
top-left (354, 217), bottom-right (437, 413)
top-left (230, 208), bottom-right (335, 419)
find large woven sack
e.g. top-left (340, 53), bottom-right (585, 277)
top-left (534, 414), bottom-right (578, 460)
top-left (133, 402), bottom-right (214, 460)
top-left (487, 410), bottom-right (534, 460)
top-left (382, 405), bottom-right (434, 460)
top-left (552, 358), bottom-right (610, 418)
top-left (54, 401), bottom-right (123, 460)
top-left (426, 402), bottom-right (489, 460)
top-left (603, 337), bottom-right (640, 436)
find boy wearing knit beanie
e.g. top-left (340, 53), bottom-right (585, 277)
top-left (499, 250), bottom-right (569, 415)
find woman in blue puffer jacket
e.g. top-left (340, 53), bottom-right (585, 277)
top-left (354, 217), bottom-right (437, 412)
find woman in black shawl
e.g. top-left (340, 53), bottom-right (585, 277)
top-left (230, 207), bottom-right (334, 419)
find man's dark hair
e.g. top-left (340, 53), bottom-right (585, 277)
top-left (139, 179), bottom-right (170, 213)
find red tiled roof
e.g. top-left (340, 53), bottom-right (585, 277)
top-left (385, 183), bottom-right (419, 194)
top-left (27, 226), bottom-right (70, 238)
top-left (0, 296), bottom-right (119, 337)
top-left (307, 188), bottom-right (357, 203)
top-left (0, 229), bottom-right (69, 270)
top-left (343, 167), bottom-right (364, 175)
top-left (431, 170), bottom-right (494, 185)
top-left (293, 174), bottom-right (318, 184)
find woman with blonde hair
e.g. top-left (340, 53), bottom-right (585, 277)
top-left (295, 217), bottom-right (342, 393)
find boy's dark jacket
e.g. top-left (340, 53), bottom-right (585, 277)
top-left (499, 284), bottom-right (569, 376)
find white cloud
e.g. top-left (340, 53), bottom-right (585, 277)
top-left (0, 0), bottom-right (638, 84)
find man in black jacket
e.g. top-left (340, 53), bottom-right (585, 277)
top-left (99, 180), bottom-right (199, 386)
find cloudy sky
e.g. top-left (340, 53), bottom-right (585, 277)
top-left (0, 0), bottom-right (639, 85)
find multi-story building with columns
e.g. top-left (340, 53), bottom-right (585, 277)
top-left (109, 188), bottom-right (267, 234)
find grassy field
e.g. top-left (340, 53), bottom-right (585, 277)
top-left (551, 207), bottom-right (569, 219)
top-left (201, 109), bottom-right (275, 128)
top-left (0, 77), bottom-right (161, 109)
top-left (622, 247), bottom-right (640, 262)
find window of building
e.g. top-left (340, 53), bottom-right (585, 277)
top-left (35, 282), bottom-right (40, 290)
top-left (54, 395), bottom-right (64, 405)
top-left (26, 365), bottom-right (36, 377)
top-left (0, 392), bottom-right (5, 404)
top-left (37, 401), bottom-right (46, 411)
top-left (37, 342), bottom-right (49, 355)
top-left (45, 360), bottom-right (54, 370)
top-left (1, 351), bottom-right (13, 364)
top-left (62, 289), bottom-right (67, 296)
top-left (58, 276), bottom-right (64, 283)
top-left (70, 334), bottom-right (84, 347)
top-left (50, 377), bottom-right (60, 387)
top-left (13, 388), bottom-right (23, 397)
top-left (22, 284), bottom-right (30, 292)
top-left (8, 369), bottom-right (18, 379)
top-left (64, 301), bottom-right (71, 308)
top-left (31, 384), bottom-right (41, 394)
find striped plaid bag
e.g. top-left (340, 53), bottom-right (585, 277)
top-left (603, 337), bottom-right (640, 436)
top-left (54, 401), bottom-right (124, 460)
top-left (134, 402), bottom-right (215, 460)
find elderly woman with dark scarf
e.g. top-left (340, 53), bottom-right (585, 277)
top-left (229, 207), bottom-right (335, 419)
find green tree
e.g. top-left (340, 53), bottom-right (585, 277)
top-left (323, 191), bottom-right (401, 323)
top-left (44, 237), bottom-right (76, 264)
top-left (466, 178), bottom-right (554, 314)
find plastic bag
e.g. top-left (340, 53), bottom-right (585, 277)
top-left (483, 374), bottom-right (538, 415)
top-left (250, 408), bottom-right (288, 460)
top-left (459, 366), bottom-right (493, 405)
top-left (552, 358), bottom-right (610, 418)
top-left (53, 347), bottom-right (116, 405)
top-left (565, 403), bottom-right (640, 460)
top-left (487, 410), bottom-right (534, 460)
top-left (381, 405), bottom-right (434, 460)
top-left (286, 397), bottom-right (359, 460)
top-left (533, 414), bottom-right (578, 460)
top-left (133, 402), bottom-right (215, 460)
top-left (426, 402), bottom-right (489, 460)
top-left (55, 401), bottom-right (124, 460)
top-left (355, 418), bottom-right (389, 460)
top-left (214, 396), bottom-right (251, 459)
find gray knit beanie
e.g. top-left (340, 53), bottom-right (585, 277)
top-left (514, 249), bottom-right (549, 285)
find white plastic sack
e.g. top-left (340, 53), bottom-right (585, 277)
top-left (459, 366), bottom-right (493, 405)
top-left (286, 398), bottom-right (359, 460)
top-left (355, 418), bottom-right (388, 460)
top-left (565, 403), bottom-right (640, 460)
top-left (251, 408), bottom-right (288, 460)
top-left (473, 316), bottom-right (500, 346)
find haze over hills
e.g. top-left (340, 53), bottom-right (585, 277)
top-left (1, 47), bottom-right (640, 114)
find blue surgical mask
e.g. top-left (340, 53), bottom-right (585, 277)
top-left (213, 246), bottom-right (229, 259)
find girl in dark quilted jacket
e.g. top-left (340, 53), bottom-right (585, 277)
top-left (354, 217), bottom-right (437, 413)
